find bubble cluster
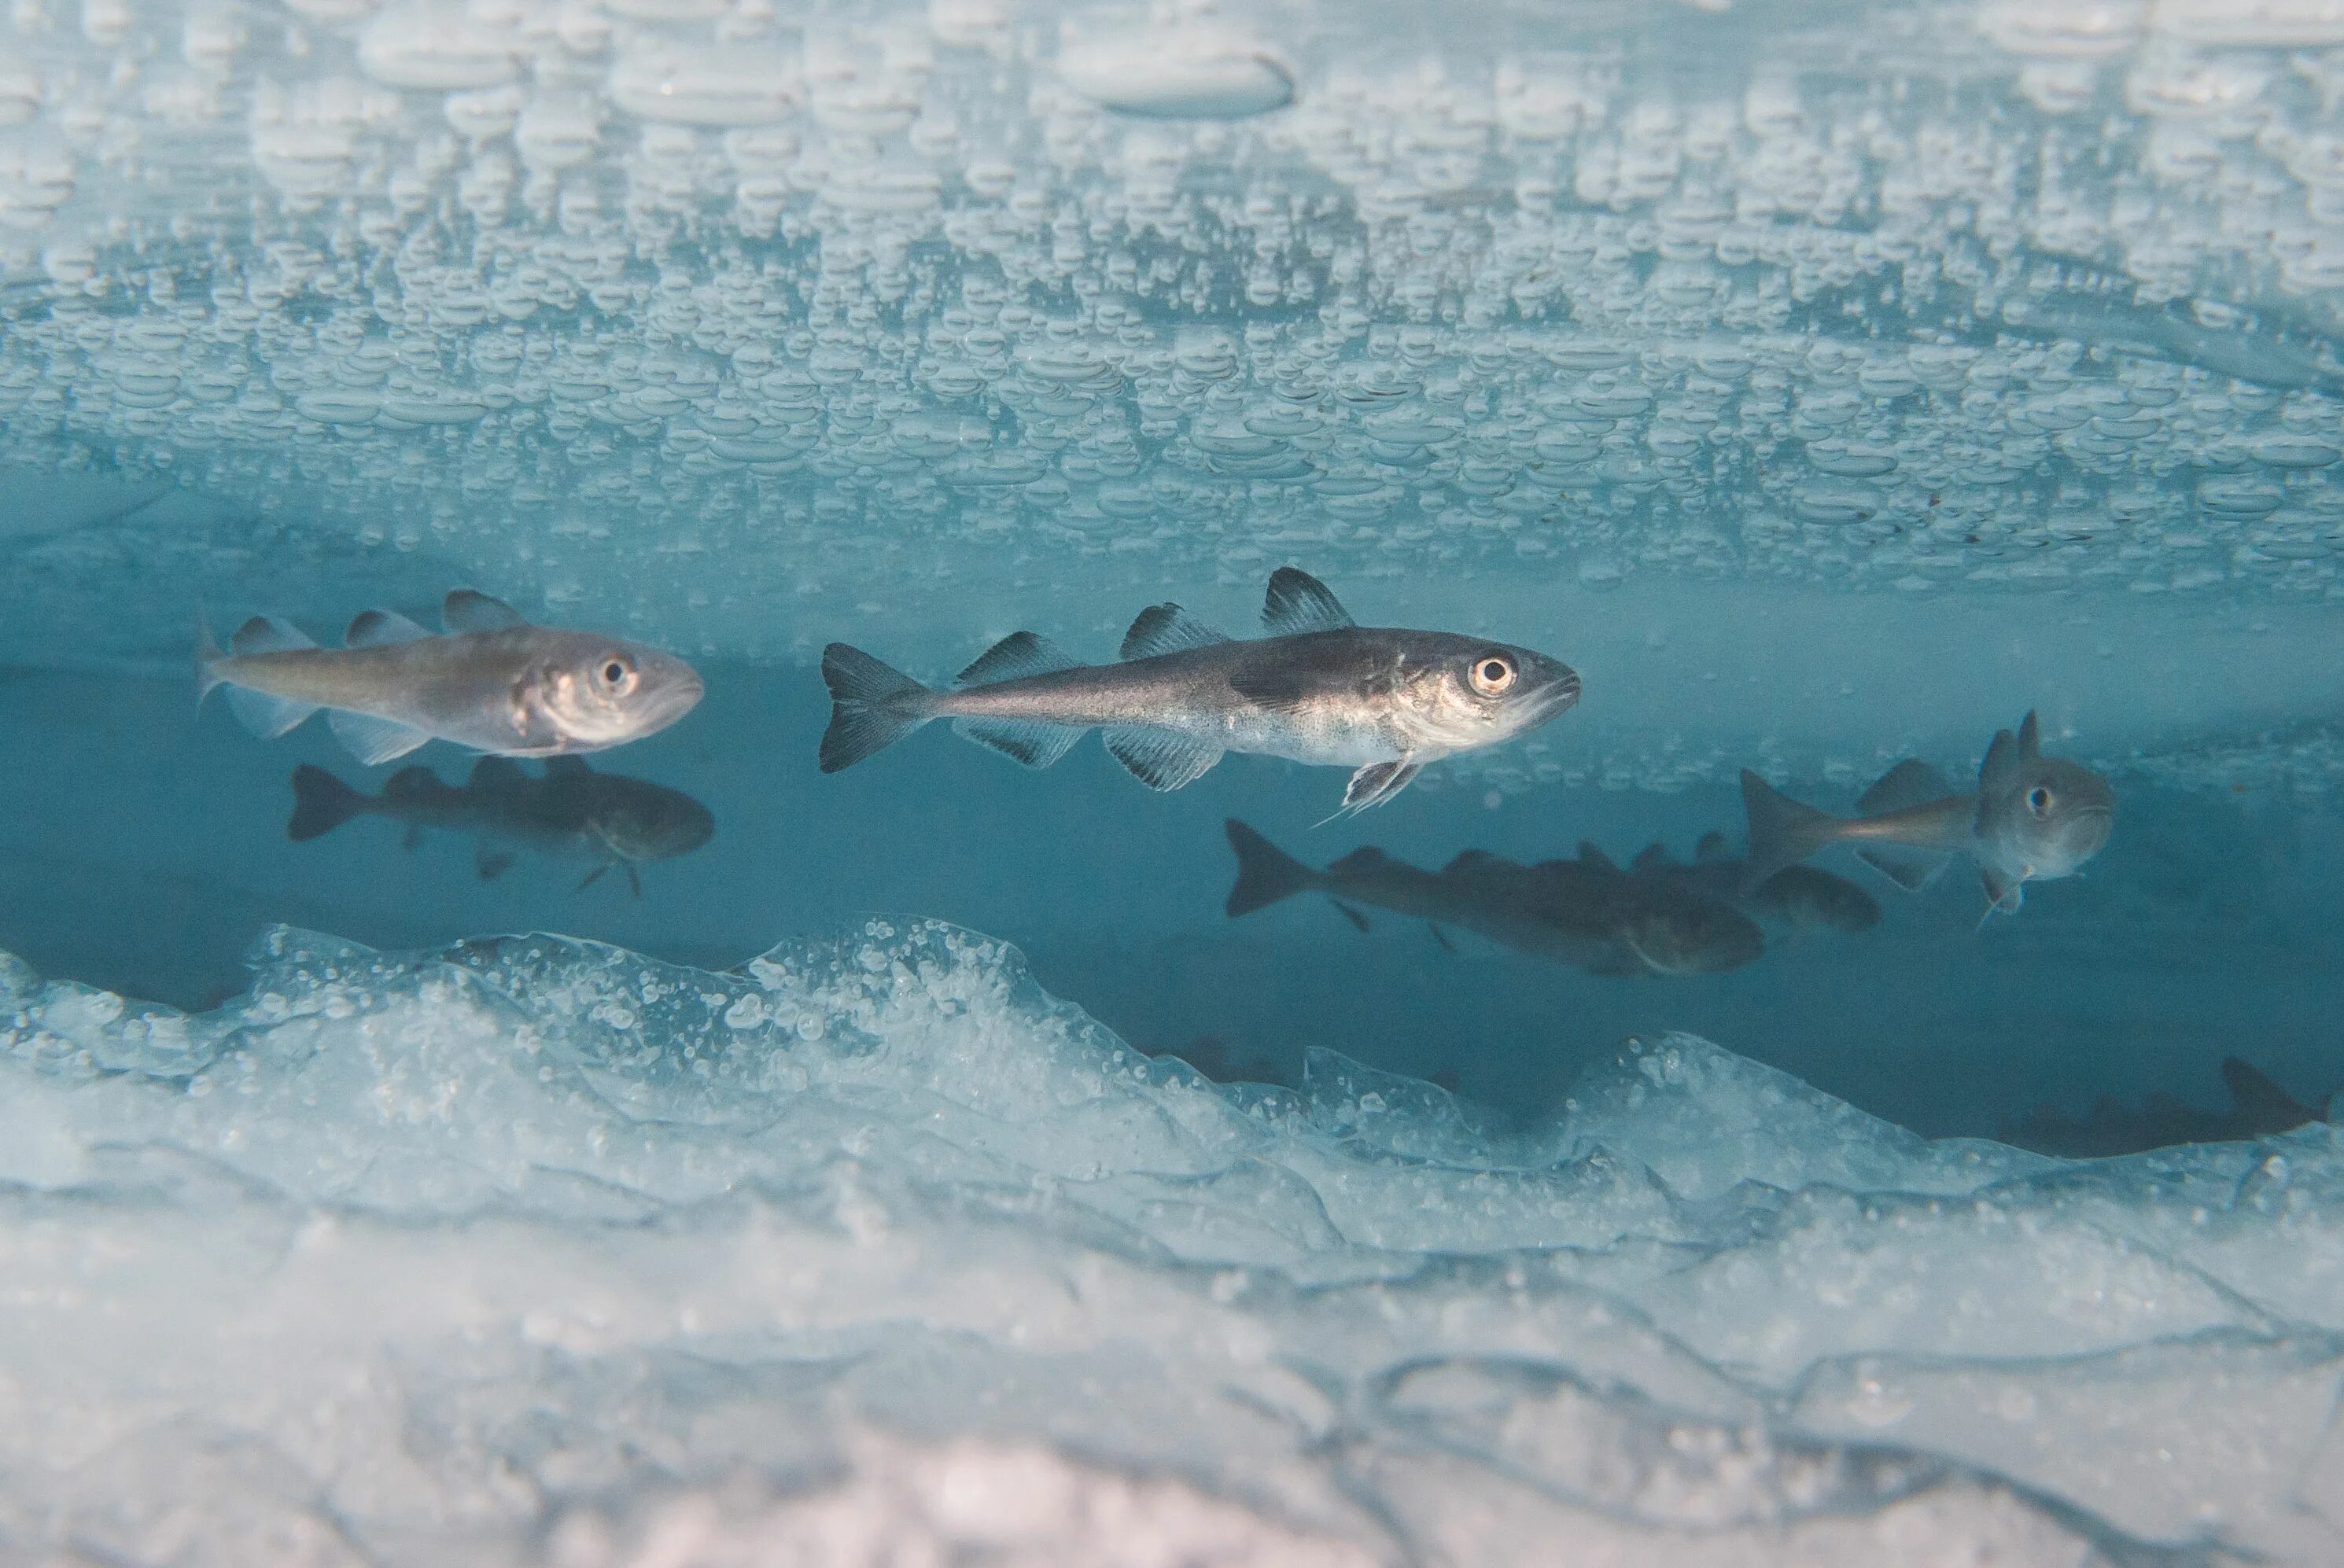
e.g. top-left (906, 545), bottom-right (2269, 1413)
top-left (2, 0), bottom-right (2343, 662)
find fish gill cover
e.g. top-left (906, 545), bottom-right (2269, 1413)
top-left (0, 918), bottom-right (2338, 1564)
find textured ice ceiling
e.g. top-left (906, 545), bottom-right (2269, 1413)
top-left (3, 0), bottom-right (2344, 675)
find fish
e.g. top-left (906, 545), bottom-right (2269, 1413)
top-left (197, 588), bottom-right (705, 764)
top-left (2001, 1058), bottom-right (2325, 1158)
top-left (1634, 834), bottom-right (1881, 934)
top-left (286, 755), bottom-right (713, 895)
top-left (1224, 820), bottom-right (1763, 977)
top-left (1738, 711), bottom-right (2114, 918)
top-left (820, 567), bottom-right (1580, 814)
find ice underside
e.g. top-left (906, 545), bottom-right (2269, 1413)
top-left (5, 0), bottom-right (2344, 1560)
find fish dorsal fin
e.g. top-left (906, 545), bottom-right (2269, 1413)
top-left (1980, 727), bottom-right (2023, 794)
top-left (346, 609), bottom-right (432, 649)
top-left (1858, 757), bottom-right (1956, 815)
top-left (2018, 709), bottom-right (2042, 760)
top-left (1578, 841), bottom-right (1620, 874)
top-left (470, 756), bottom-right (526, 788)
top-left (1121, 603), bottom-right (1232, 661)
top-left (329, 710), bottom-right (431, 766)
top-left (1443, 848), bottom-right (1501, 875)
top-left (1631, 844), bottom-right (1671, 872)
top-left (1694, 830), bottom-right (1730, 863)
top-left (1261, 567), bottom-right (1354, 635)
top-left (2221, 1057), bottom-right (2313, 1125)
top-left (1331, 846), bottom-right (1392, 874)
top-left (230, 616), bottom-right (317, 657)
top-left (956, 631), bottom-right (1078, 687)
top-left (382, 765), bottom-right (442, 801)
top-left (542, 755), bottom-right (593, 778)
top-left (444, 588), bottom-right (525, 635)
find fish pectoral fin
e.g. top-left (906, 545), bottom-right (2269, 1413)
top-left (1854, 844), bottom-right (1951, 893)
top-left (225, 686), bottom-right (320, 739)
top-left (345, 609), bottom-right (431, 648)
top-left (1102, 727), bottom-right (1222, 791)
top-left (476, 848), bottom-right (515, 881)
top-left (1335, 758), bottom-right (1422, 817)
top-left (577, 862), bottom-right (610, 891)
top-left (1260, 566), bottom-right (1355, 635)
top-left (1426, 922), bottom-right (1455, 953)
top-left (1328, 898), bottom-right (1371, 933)
top-left (329, 710), bottom-right (432, 766)
top-left (1121, 602), bottom-right (1232, 659)
top-left (952, 719), bottom-right (1082, 769)
top-left (1979, 867), bottom-right (2024, 918)
top-left (443, 589), bottom-right (525, 635)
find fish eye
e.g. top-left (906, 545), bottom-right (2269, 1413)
top-left (598, 654), bottom-right (637, 695)
top-left (2028, 786), bottom-right (2053, 818)
top-left (1469, 654), bottom-right (1517, 697)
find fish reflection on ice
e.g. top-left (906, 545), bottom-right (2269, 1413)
top-left (1741, 711), bottom-right (2114, 918)
top-left (1224, 819), bottom-right (1766, 977)
top-left (288, 756), bottom-right (713, 895)
top-left (198, 589), bottom-right (704, 764)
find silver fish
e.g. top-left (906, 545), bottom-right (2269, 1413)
top-left (288, 756), bottom-right (713, 895)
top-left (1225, 821), bottom-right (1763, 977)
top-left (197, 589), bottom-right (704, 764)
top-left (1739, 711), bottom-right (2114, 918)
top-left (820, 568), bottom-right (1580, 813)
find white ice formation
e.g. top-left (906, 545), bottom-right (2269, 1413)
top-left (3, 0), bottom-right (2344, 677)
top-left (1, 918), bottom-right (2338, 1563)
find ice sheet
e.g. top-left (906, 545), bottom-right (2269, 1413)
top-left (2, 919), bottom-right (2338, 1563)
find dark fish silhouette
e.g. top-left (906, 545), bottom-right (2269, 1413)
top-left (1224, 819), bottom-right (1763, 977)
top-left (821, 568), bottom-right (1579, 815)
top-left (288, 756), bottom-right (713, 895)
top-left (2002, 1058), bottom-right (2325, 1158)
top-left (1635, 833), bottom-right (1881, 934)
top-left (1741, 711), bottom-right (2114, 918)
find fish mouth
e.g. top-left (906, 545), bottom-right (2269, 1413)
top-left (1526, 667), bottom-right (1583, 721)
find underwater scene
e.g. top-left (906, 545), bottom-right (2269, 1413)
top-left (4, 0), bottom-right (2344, 1560)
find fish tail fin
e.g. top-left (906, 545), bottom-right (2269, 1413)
top-left (819, 643), bottom-right (935, 772)
top-left (287, 764), bottom-right (366, 842)
top-left (194, 609), bottom-right (226, 705)
top-left (1225, 818), bottom-right (1319, 917)
top-left (1738, 770), bottom-right (1842, 895)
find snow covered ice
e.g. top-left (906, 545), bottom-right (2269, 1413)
top-left (4, 0), bottom-right (2344, 1559)
top-left (2, 920), bottom-right (2340, 1565)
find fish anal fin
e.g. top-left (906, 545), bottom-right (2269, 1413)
top-left (1103, 727), bottom-right (1222, 790)
top-left (345, 609), bottom-right (432, 648)
top-left (2220, 1058), bottom-right (2315, 1128)
top-left (1121, 603), bottom-right (1231, 660)
top-left (469, 756), bottom-right (525, 789)
top-left (1261, 567), bottom-right (1355, 635)
top-left (226, 687), bottom-right (320, 739)
top-left (1631, 843), bottom-right (1671, 872)
top-left (953, 719), bottom-right (1081, 769)
top-left (1854, 844), bottom-right (1951, 893)
top-left (1694, 830), bottom-right (1730, 864)
top-left (956, 631), bottom-right (1078, 687)
top-left (330, 710), bottom-right (432, 765)
top-left (1857, 758), bottom-right (1956, 815)
top-left (1578, 841), bottom-right (1620, 874)
top-left (444, 589), bottom-right (525, 634)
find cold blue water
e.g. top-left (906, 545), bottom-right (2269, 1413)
top-left (4, 0), bottom-right (2344, 1561)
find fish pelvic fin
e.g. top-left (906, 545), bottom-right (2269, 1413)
top-left (287, 764), bottom-right (367, 842)
top-left (819, 643), bottom-right (937, 773)
top-left (1224, 818), bottom-right (1320, 917)
top-left (1737, 770), bottom-right (1841, 896)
